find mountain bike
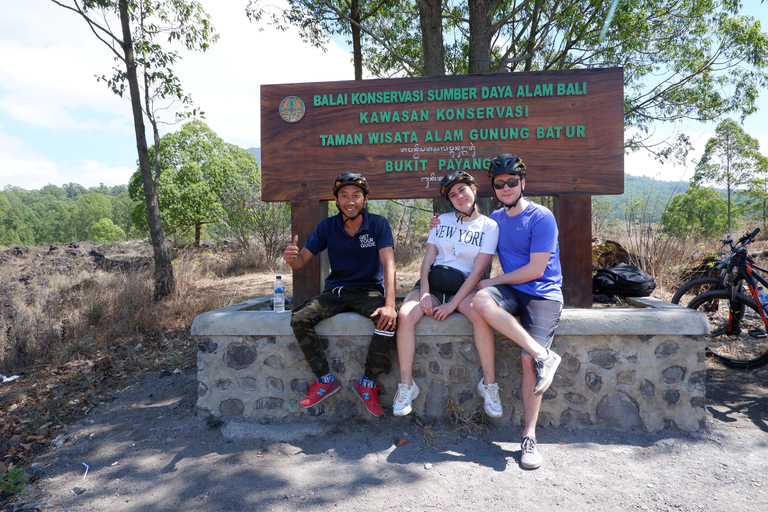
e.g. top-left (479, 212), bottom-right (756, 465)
top-left (679, 228), bottom-right (768, 368)
top-left (670, 230), bottom-right (763, 307)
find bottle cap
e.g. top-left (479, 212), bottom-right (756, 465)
top-left (276, 276), bottom-right (281, 279)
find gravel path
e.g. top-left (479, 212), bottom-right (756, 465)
top-left (11, 366), bottom-right (768, 512)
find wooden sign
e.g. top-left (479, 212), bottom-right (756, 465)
top-left (261, 68), bottom-right (624, 201)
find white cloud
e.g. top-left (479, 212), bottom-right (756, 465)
top-left (172, 1), bottom-right (353, 148)
top-left (0, 131), bottom-right (133, 190)
top-left (0, 132), bottom-right (60, 189)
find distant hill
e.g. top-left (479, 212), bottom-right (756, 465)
top-left (596, 173), bottom-right (692, 223)
top-left (248, 147), bottom-right (261, 169)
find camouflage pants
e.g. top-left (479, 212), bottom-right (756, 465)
top-left (290, 286), bottom-right (395, 379)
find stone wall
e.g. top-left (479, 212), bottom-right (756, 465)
top-left (191, 297), bottom-right (710, 432)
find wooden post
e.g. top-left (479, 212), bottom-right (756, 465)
top-left (290, 200), bottom-right (328, 306)
top-left (554, 195), bottom-right (593, 308)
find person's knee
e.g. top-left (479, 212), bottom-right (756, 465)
top-left (290, 310), bottom-right (317, 332)
top-left (398, 305), bottom-right (421, 327)
top-left (472, 291), bottom-right (496, 317)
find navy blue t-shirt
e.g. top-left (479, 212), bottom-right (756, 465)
top-left (304, 210), bottom-right (394, 293)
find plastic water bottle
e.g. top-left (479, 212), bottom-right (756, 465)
top-left (273, 276), bottom-right (285, 313)
top-left (758, 284), bottom-right (768, 309)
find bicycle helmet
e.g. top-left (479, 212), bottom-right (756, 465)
top-left (439, 170), bottom-right (478, 221)
top-left (488, 154), bottom-right (526, 210)
top-left (333, 172), bottom-right (369, 196)
top-left (440, 170), bottom-right (477, 201)
top-left (488, 153), bottom-right (526, 180)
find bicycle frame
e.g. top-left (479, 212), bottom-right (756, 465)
top-left (721, 237), bottom-right (768, 336)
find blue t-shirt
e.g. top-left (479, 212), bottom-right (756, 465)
top-left (304, 210), bottom-right (394, 293)
top-left (490, 202), bottom-right (563, 303)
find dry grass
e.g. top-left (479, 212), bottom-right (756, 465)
top-left (0, 245), bottom-right (277, 373)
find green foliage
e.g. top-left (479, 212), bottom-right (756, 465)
top-left (129, 121), bottom-right (290, 259)
top-left (692, 118), bottom-right (763, 230)
top-left (90, 218), bottom-right (126, 244)
top-left (741, 155), bottom-right (768, 225)
top-left (72, 193), bottom-right (115, 241)
top-left (256, 0), bottom-right (768, 160)
top-left (661, 185), bottom-right (729, 239)
top-left (0, 467), bottom-right (28, 496)
top-left (595, 174), bottom-right (691, 224)
top-left (0, 184), bottom-right (129, 246)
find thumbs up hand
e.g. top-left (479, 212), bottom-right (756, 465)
top-left (283, 235), bottom-right (300, 263)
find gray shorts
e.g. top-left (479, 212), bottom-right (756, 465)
top-left (480, 285), bottom-right (562, 355)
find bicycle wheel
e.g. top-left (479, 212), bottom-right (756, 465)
top-left (671, 277), bottom-right (724, 306)
top-left (687, 290), bottom-right (768, 368)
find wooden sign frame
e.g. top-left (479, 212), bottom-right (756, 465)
top-left (261, 68), bottom-right (624, 201)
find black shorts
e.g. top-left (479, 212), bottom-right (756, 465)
top-left (411, 279), bottom-right (455, 305)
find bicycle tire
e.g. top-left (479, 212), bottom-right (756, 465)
top-left (671, 277), bottom-right (724, 305)
top-left (687, 290), bottom-right (768, 368)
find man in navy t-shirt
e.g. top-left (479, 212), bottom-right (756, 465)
top-left (283, 172), bottom-right (396, 417)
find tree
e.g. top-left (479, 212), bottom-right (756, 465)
top-left (52, 0), bottom-right (218, 301)
top-left (90, 218), bottom-right (127, 243)
top-left (254, 0), bottom-right (768, 159)
top-left (661, 185), bottom-right (728, 240)
top-left (742, 154), bottom-right (768, 226)
top-left (37, 200), bottom-right (75, 243)
top-left (71, 193), bottom-right (114, 241)
top-left (692, 118), bottom-right (761, 232)
top-left (110, 186), bottom-right (134, 237)
top-left (128, 121), bottom-right (283, 252)
top-left (591, 196), bottom-right (612, 234)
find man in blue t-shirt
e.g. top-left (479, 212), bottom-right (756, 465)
top-left (472, 154), bottom-right (563, 470)
top-left (283, 172), bottom-right (397, 417)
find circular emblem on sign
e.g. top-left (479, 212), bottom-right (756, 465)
top-left (279, 96), bottom-right (306, 123)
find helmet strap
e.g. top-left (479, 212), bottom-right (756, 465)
top-left (453, 200), bottom-right (477, 223)
top-left (336, 199), bottom-right (366, 224)
top-left (499, 180), bottom-right (524, 210)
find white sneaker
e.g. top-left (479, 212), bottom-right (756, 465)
top-left (392, 382), bottom-right (420, 416)
top-left (533, 350), bottom-right (561, 396)
top-left (521, 436), bottom-right (542, 469)
top-left (476, 379), bottom-right (503, 418)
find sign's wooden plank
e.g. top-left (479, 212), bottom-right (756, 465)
top-left (261, 69), bottom-right (624, 201)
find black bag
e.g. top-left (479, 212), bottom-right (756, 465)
top-left (593, 263), bottom-right (656, 298)
top-left (428, 264), bottom-right (466, 295)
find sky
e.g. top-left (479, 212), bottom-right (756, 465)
top-left (1, 0), bottom-right (767, 191)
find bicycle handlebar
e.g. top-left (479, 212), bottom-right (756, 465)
top-left (723, 228), bottom-right (761, 253)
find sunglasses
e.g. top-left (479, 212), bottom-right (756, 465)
top-left (492, 178), bottom-right (520, 190)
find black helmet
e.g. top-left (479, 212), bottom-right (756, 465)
top-left (488, 154), bottom-right (526, 180)
top-left (333, 172), bottom-right (369, 196)
top-left (440, 170), bottom-right (477, 201)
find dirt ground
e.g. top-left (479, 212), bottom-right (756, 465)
top-left (2, 242), bottom-right (768, 511)
top-left (4, 361), bottom-right (766, 512)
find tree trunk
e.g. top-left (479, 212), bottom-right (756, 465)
top-left (351, 0), bottom-right (363, 80)
top-left (468, 0), bottom-right (499, 74)
top-left (118, 0), bottom-right (175, 301)
top-left (416, 0), bottom-right (445, 77)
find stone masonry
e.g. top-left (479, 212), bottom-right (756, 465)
top-left (192, 297), bottom-right (710, 432)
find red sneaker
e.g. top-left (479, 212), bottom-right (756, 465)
top-left (300, 378), bottom-right (341, 408)
top-left (353, 381), bottom-right (384, 417)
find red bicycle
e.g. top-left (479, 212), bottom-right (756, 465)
top-left (677, 228), bottom-right (768, 368)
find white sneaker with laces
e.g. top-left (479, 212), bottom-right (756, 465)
top-left (392, 382), bottom-right (420, 416)
top-left (476, 379), bottom-right (503, 418)
top-left (520, 436), bottom-right (542, 469)
top-left (533, 350), bottom-right (561, 396)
